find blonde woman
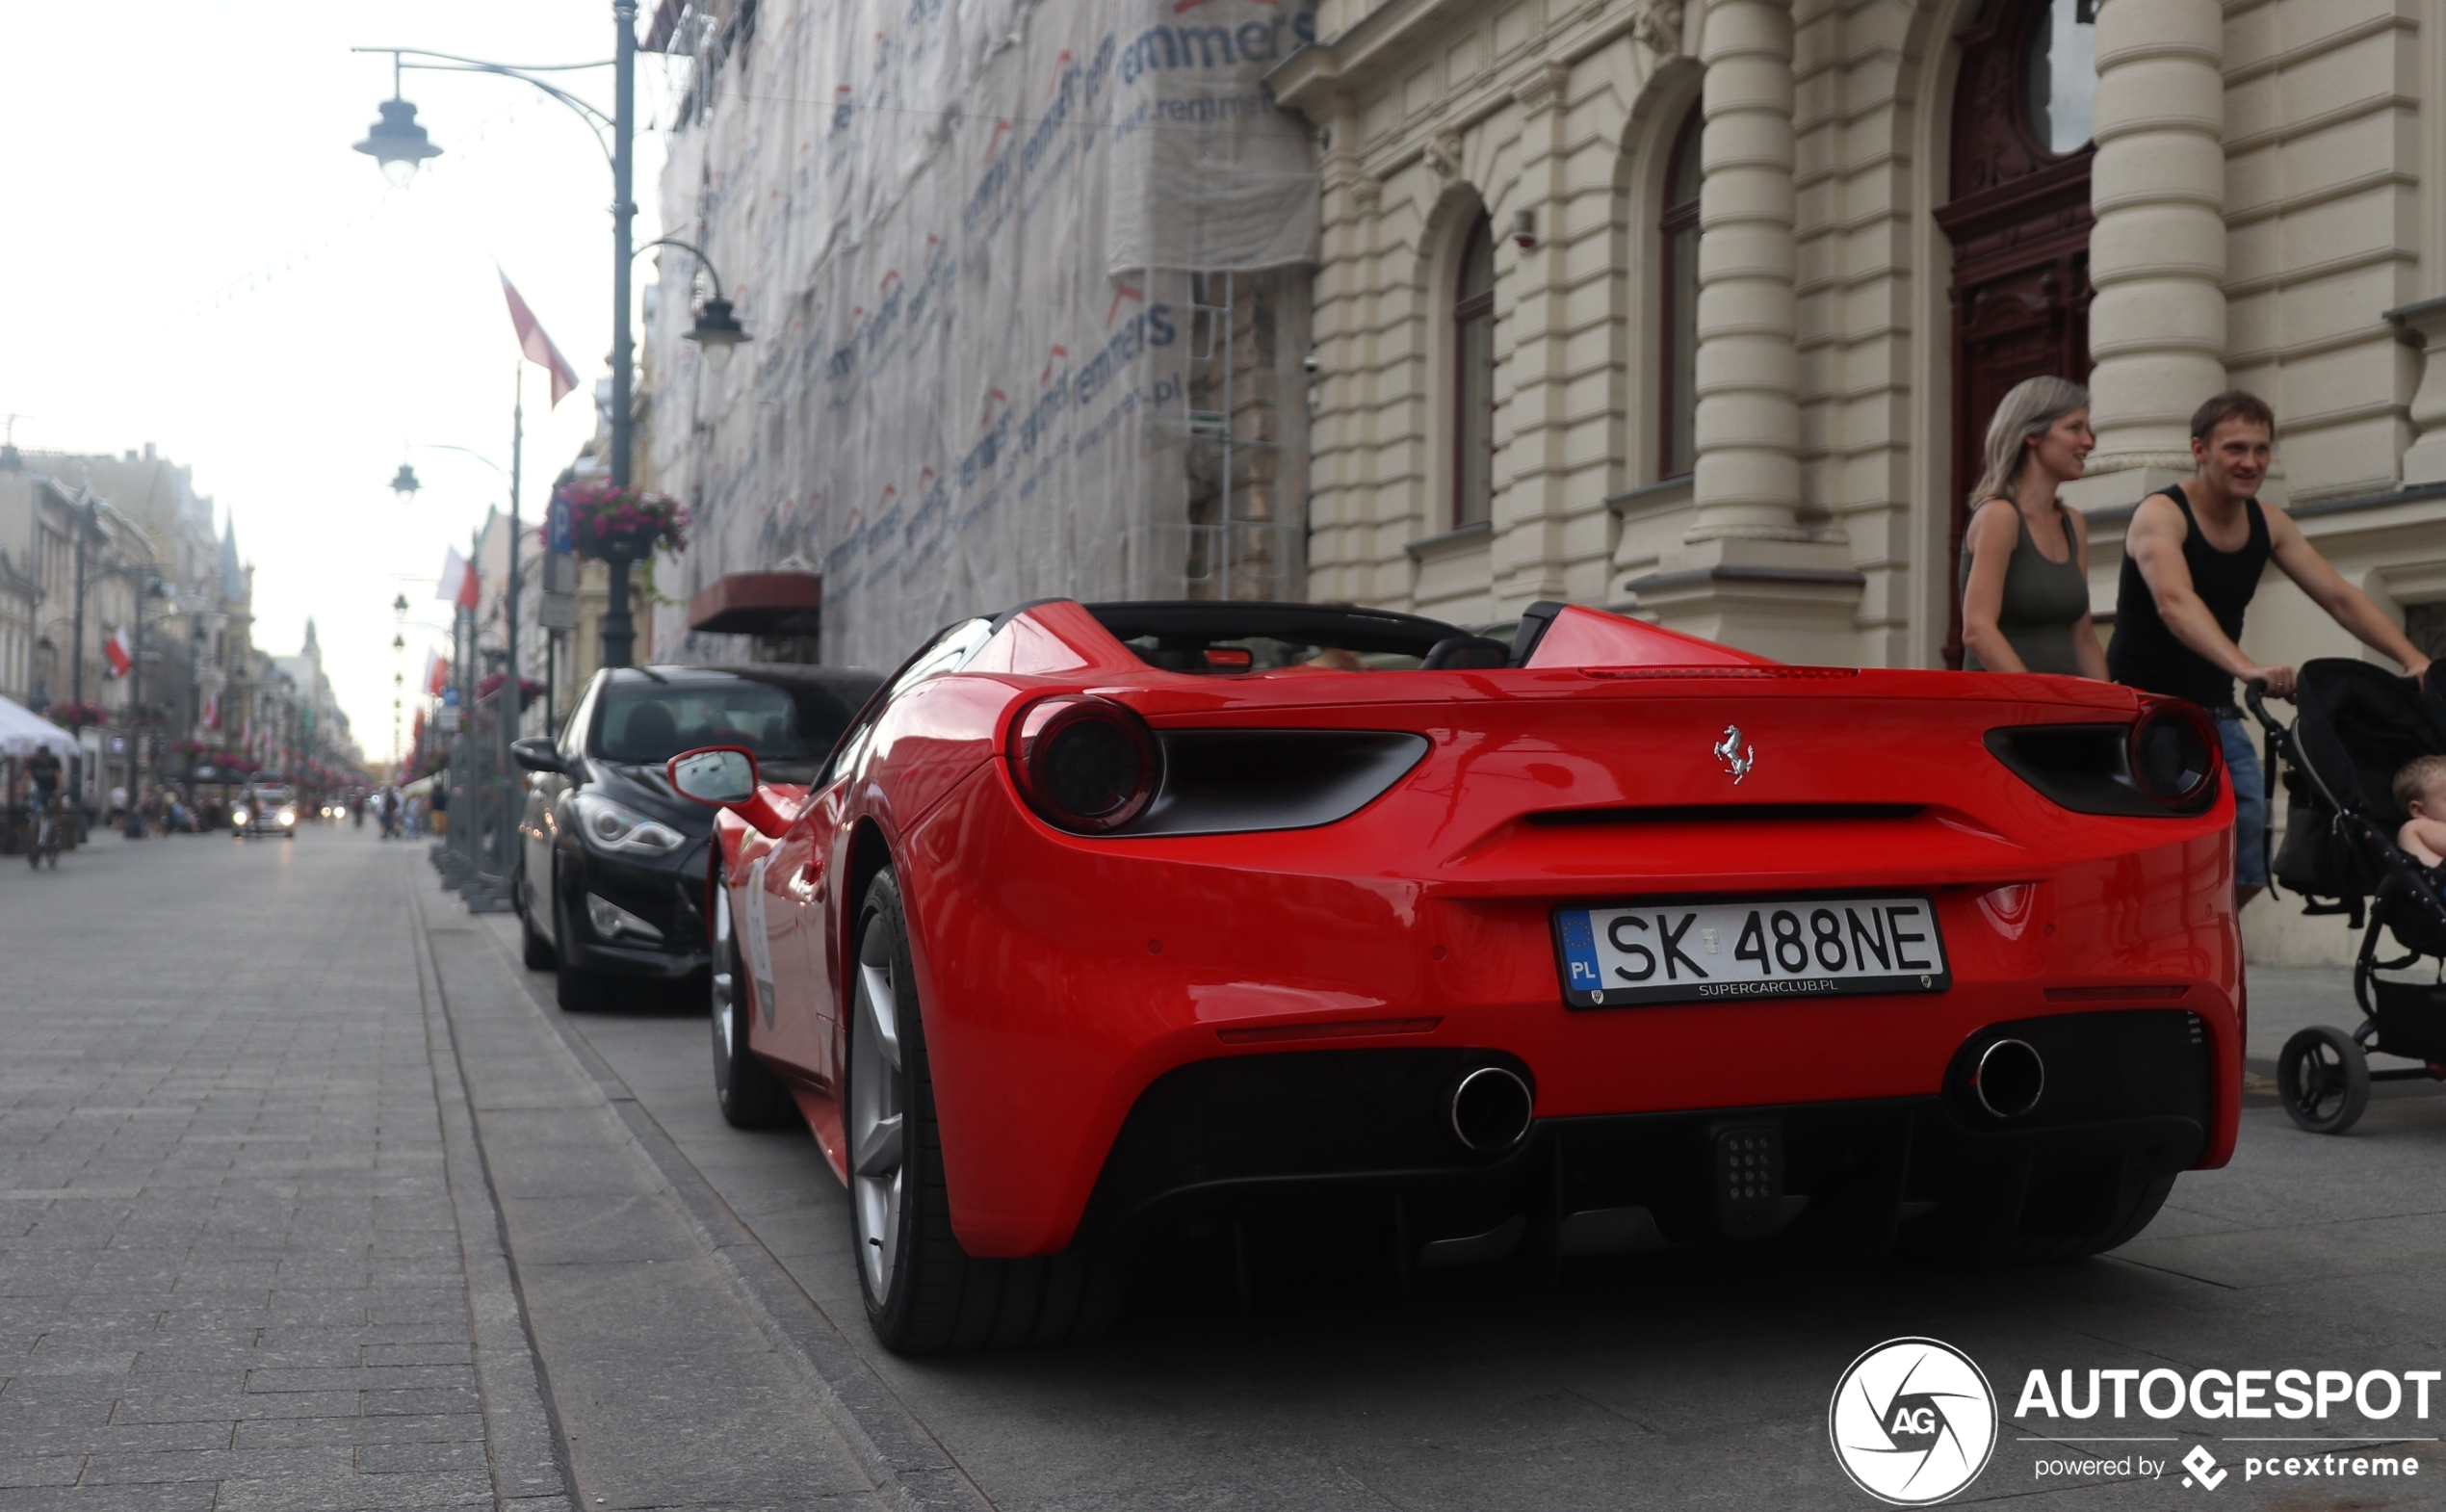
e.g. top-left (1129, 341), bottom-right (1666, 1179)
top-left (1959, 376), bottom-right (2106, 677)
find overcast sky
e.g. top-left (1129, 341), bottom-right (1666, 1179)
top-left (0, 3), bottom-right (684, 764)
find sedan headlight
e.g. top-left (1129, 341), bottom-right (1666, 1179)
top-left (231, 807), bottom-right (249, 826)
top-left (572, 792), bottom-right (687, 856)
top-left (277, 807), bottom-right (297, 827)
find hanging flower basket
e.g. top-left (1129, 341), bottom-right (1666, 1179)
top-left (46, 701), bottom-right (109, 730)
top-left (555, 481), bottom-right (690, 563)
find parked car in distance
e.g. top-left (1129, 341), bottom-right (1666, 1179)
top-left (230, 780), bottom-right (299, 840)
top-left (512, 664), bottom-right (883, 1011)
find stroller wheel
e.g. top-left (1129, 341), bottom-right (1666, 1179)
top-left (2277, 1026), bottom-right (2370, 1134)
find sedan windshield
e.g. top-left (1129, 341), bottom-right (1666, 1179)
top-left (596, 680), bottom-right (861, 766)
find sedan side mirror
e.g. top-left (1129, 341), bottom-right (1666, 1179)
top-left (510, 736), bottom-right (565, 774)
top-left (665, 744), bottom-right (792, 838)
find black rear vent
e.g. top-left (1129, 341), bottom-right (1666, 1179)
top-left (1985, 724), bottom-right (2186, 818)
top-left (1527, 803), bottom-right (1923, 827)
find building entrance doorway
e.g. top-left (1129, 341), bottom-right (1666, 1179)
top-left (1934, 0), bottom-right (2097, 666)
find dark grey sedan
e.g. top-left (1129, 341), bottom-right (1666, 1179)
top-left (511, 664), bottom-right (882, 1010)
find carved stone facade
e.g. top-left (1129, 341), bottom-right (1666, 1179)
top-left (1270, 0), bottom-right (2446, 964)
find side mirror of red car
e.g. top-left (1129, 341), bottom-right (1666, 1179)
top-left (665, 745), bottom-right (793, 838)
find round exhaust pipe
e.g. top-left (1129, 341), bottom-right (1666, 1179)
top-left (1972, 1038), bottom-right (2045, 1119)
top-left (1447, 1066), bottom-right (1534, 1152)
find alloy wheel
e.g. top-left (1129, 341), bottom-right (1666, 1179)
top-left (711, 885), bottom-right (738, 1059)
top-left (850, 920), bottom-right (907, 1296)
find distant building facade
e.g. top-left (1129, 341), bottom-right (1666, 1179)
top-left (0, 444), bottom-right (267, 798)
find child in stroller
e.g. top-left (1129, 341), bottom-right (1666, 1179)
top-left (2396, 756), bottom-right (2446, 865)
top-left (2248, 661), bottom-right (2446, 1134)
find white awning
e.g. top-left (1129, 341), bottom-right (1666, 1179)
top-left (0, 696), bottom-right (81, 759)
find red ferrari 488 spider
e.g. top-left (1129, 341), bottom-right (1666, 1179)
top-left (667, 599), bottom-right (2240, 1353)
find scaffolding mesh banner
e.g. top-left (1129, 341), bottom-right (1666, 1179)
top-left (648, 0), bottom-right (1318, 670)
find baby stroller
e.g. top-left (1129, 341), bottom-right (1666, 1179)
top-left (2247, 662), bottom-right (2446, 1134)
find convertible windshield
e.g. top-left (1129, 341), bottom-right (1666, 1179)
top-left (1113, 636), bottom-right (1425, 672)
top-left (597, 680), bottom-right (862, 766)
top-left (1083, 600), bottom-right (1481, 672)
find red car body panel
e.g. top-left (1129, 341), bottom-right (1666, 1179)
top-left (711, 603), bottom-right (2241, 1258)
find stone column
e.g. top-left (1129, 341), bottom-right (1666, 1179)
top-left (1689, 0), bottom-right (1801, 541)
top-left (2060, 0), bottom-right (2227, 510)
top-left (1495, 61), bottom-right (1574, 608)
top-left (1636, 0), bottom-right (1862, 660)
top-left (2388, 298), bottom-right (2446, 485)
top-left (1308, 97), bottom-right (1372, 603)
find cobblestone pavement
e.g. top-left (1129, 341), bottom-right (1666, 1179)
top-left (0, 828), bottom-right (882, 1512)
top-left (17, 826), bottom-right (2446, 1512)
top-left (0, 828), bottom-right (522, 1511)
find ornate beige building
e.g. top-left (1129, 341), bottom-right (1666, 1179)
top-left (1271, 0), bottom-right (2446, 960)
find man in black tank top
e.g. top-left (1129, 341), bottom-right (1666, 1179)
top-left (2113, 390), bottom-right (2431, 906)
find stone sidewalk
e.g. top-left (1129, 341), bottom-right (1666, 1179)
top-left (0, 829), bottom-right (889, 1512)
top-left (0, 829), bottom-right (530, 1509)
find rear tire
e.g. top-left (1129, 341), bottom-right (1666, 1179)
top-left (2278, 1025), bottom-right (2370, 1134)
top-left (848, 870), bottom-right (1122, 1354)
top-left (711, 873), bottom-right (794, 1130)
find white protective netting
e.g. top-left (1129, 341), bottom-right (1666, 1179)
top-left (646, 0), bottom-right (1319, 670)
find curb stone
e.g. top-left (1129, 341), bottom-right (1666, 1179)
top-left (408, 877), bottom-right (579, 1511)
top-left (440, 891), bottom-right (995, 1512)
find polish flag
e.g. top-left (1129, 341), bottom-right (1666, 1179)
top-left (424, 651), bottom-right (449, 697)
top-left (202, 693), bottom-right (219, 730)
top-left (436, 548), bottom-right (481, 611)
top-left (500, 271), bottom-right (582, 408)
top-left (104, 626), bottom-right (134, 678)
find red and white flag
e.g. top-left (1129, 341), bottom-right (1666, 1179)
top-left (202, 692), bottom-right (219, 730)
top-left (423, 651), bottom-right (449, 697)
top-left (104, 625), bottom-right (134, 678)
top-left (437, 548), bottom-right (481, 612)
top-left (500, 270), bottom-right (582, 408)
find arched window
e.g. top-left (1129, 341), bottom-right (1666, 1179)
top-left (1452, 214), bottom-right (1496, 529)
top-left (1658, 104), bottom-right (1704, 479)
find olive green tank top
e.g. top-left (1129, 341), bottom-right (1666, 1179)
top-left (1960, 501), bottom-right (2090, 676)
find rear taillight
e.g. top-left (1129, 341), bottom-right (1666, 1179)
top-left (1010, 696), bottom-right (1159, 833)
top-left (1986, 709), bottom-right (2222, 818)
top-left (2128, 701), bottom-right (2219, 810)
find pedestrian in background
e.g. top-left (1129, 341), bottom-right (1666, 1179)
top-left (1958, 376), bottom-right (2106, 679)
top-left (2112, 389), bottom-right (2432, 908)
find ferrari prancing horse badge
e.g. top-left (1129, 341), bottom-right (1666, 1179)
top-left (1714, 724), bottom-right (1756, 785)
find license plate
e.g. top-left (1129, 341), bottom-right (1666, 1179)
top-left (1553, 895), bottom-right (1950, 1007)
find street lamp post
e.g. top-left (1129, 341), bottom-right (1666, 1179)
top-left (606, 0), bottom-right (639, 671)
top-left (122, 578), bottom-right (173, 840)
top-left (352, 12), bottom-right (647, 668)
top-left (389, 414), bottom-right (526, 894)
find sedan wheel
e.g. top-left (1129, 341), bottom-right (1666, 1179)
top-left (849, 870), bottom-right (1123, 1354)
top-left (711, 875), bottom-right (794, 1129)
